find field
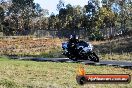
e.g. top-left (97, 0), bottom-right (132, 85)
top-left (0, 56), bottom-right (132, 88)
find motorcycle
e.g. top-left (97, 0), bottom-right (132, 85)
top-left (62, 40), bottom-right (99, 62)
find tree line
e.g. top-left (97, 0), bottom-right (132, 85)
top-left (0, 0), bottom-right (131, 40)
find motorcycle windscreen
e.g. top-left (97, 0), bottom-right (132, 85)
top-left (62, 42), bottom-right (68, 49)
top-left (77, 41), bottom-right (93, 52)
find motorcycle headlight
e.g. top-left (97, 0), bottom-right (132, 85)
top-left (88, 44), bottom-right (93, 51)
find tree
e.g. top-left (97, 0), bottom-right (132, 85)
top-left (57, 0), bottom-right (65, 11)
top-left (48, 12), bottom-right (56, 29)
top-left (83, 0), bottom-right (98, 34)
top-left (0, 6), bottom-right (4, 31)
top-left (34, 3), bottom-right (49, 17)
top-left (0, 6), bottom-right (4, 21)
top-left (6, 0), bottom-right (36, 35)
top-left (117, 0), bottom-right (132, 31)
top-left (99, 6), bottom-right (116, 37)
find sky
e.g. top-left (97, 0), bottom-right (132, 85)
top-left (34, 0), bottom-right (89, 15)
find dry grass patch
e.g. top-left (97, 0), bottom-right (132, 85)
top-left (0, 37), bottom-right (63, 56)
top-left (98, 53), bottom-right (132, 61)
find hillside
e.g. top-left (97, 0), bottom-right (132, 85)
top-left (93, 36), bottom-right (132, 54)
top-left (91, 36), bottom-right (132, 61)
top-left (0, 36), bottom-right (62, 56)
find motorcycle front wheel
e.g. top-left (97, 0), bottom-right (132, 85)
top-left (67, 54), bottom-right (78, 61)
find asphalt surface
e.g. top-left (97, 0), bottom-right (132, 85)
top-left (8, 56), bottom-right (132, 69)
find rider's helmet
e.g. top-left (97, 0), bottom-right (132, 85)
top-left (69, 35), bottom-right (79, 43)
top-left (70, 35), bottom-right (79, 39)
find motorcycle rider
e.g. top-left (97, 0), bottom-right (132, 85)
top-left (67, 35), bottom-right (79, 57)
top-left (62, 35), bottom-right (99, 62)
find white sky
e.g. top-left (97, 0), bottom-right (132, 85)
top-left (34, 0), bottom-right (88, 15)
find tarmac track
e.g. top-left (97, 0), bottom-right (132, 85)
top-left (8, 56), bottom-right (132, 69)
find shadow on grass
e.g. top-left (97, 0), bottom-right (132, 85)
top-left (0, 79), bottom-right (18, 88)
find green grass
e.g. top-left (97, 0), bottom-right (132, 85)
top-left (0, 56), bottom-right (11, 61)
top-left (0, 79), bottom-right (18, 88)
top-left (0, 57), bottom-right (131, 88)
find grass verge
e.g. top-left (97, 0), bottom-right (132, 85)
top-left (0, 57), bottom-right (131, 88)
